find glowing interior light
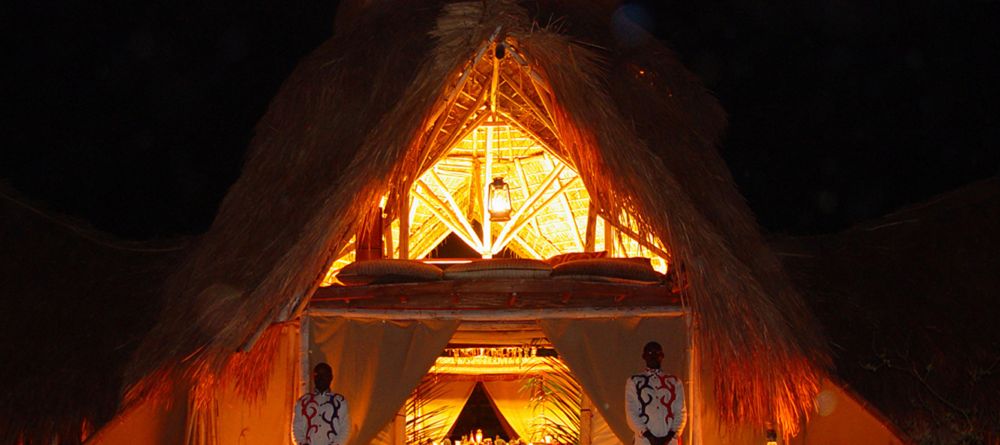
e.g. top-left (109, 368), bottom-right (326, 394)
top-left (488, 176), bottom-right (512, 221)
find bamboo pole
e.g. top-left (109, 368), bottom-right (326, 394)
top-left (528, 70), bottom-right (558, 130)
top-left (482, 124), bottom-right (494, 258)
top-left (605, 218), bottom-right (671, 261)
top-left (489, 163), bottom-right (566, 253)
top-left (412, 183), bottom-right (483, 252)
top-left (513, 157), bottom-right (542, 238)
top-left (412, 222), bottom-right (451, 261)
top-left (584, 202), bottom-right (597, 252)
top-left (413, 179), bottom-right (480, 249)
top-left (544, 153), bottom-right (584, 252)
top-left (422, 86), bottom-right (491, 173)
top-left (399, 194), bottom-right (410, 259)
top-left (604, 216), bottom-right (615, 257)
top-left (500, 72), bottom-right (558, 135)
top-left (432, 106), bottom-right (490, 169)
top-left (383, 217), bottom-right (394, 259)
top-left (429, 169), bottom-right (480, 251)
top-left (496, 110), bottom-right (573, 168)
top-left (511, 233), bottom-right (543, 260)
top-left (507, 46), bottom-right (552, 95)
top-left (423, 28), bottom-right (497, 128)
top-left (490, 45), bottom-right (500, 114)
top-left (307, 306), bottom-right (686, 321)
top-left (492, 174), bottom-right (577, 255)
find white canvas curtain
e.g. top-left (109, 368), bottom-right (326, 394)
top-left (309, 317), bottom-right (460, 445)
top-left (481, 380), bottom-right (538, 441)
top-left (539, 316), bottom-right (689, 445)
top-left (410, 379), bottom-right (477, 442)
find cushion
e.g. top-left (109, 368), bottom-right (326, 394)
top-left (336, 259), bottom-right (443, 286)
top-left (550, 258), bottom-right (663, 284)
top-left (544, 250), bottom-right (607, 266)
top-left (443, 258), bottom-right (552, 280)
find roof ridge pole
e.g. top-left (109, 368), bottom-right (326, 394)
top-left (480, 41), bottom-right (502, 259)
top-left (490, 163), bottom-right (567, 253)
top-left (482, 123), bottom-right (494, 258)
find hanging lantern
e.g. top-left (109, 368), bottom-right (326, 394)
top-left (488, 176), bottom-right (512, 221)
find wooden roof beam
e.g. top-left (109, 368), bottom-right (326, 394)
top-left (500, 72), bottom-right (558, 136)
top-left (413, 181), bottom-right (483, 252)
top-left (496, 110), bottom-right (572, 168)
top-left (492, 173), bottom-right (578, 255)
top-left (544, 153), bottom-right (585, 252)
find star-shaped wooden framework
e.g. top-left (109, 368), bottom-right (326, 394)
top-left (323, 38), bottom-right (670, 285)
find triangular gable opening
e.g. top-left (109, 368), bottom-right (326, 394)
top-left (321, 38), bottom-right (670, 285)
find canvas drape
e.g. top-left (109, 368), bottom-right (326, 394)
top-left (309, 317), bottom-right (459, 445)
top-left (410, 379), bottom-right (476, 442)
top-left (539, 316), bottom-right (689, 445)
top-left (482, 380), bottom-right (539, 441)
top-left (589, 409), bottom-right (620, 445)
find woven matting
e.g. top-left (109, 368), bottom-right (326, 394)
top-left (444, 258), bottom-right (552, 280)
top-left (551, 258), bottom-right (662, 283)
top-left (337, 259), bottom-right (443, 285)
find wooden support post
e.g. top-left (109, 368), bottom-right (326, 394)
top-left (356, 207), bottom-right (384, 261)
top-left (604, 215), bottom-right (616, 257)
top-left (383, 215), bottom-right (394, 259)
top-left (399, 193), bottom-right (410, 259)
top-left (584, 202), bottom-right (597, 252)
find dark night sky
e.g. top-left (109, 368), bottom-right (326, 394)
top-left (4, 0), bottom-right (999, 240)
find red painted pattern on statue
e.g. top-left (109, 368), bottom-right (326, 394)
top-left (655, 374), bottom-right (677, 426)
top-left (300, 393), bottom-right (321, 441)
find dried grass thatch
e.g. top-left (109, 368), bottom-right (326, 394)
top-left (125, 0), bottom-right (829, 436)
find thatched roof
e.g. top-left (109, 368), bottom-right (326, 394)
top-left (773, 177), bottom-right (1000, 444)
top-left (0, 189), bottom-right (187, 445)
top-left (124, 0), bottom-right (827, 435)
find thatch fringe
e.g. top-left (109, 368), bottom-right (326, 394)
top-left (514, 26), bottom-right (827, 433)
top-left (123, 0), bottom-right (828, 436)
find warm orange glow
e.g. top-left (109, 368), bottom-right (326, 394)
top-left (318, 39), bottom-right (676, 280)
top-left (488, 177), bottom-right (512, 221)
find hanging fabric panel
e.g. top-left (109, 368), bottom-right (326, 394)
top-left (409, 379), bottom-right (477, 442)
top-left (309, 317), bottom-right (459, 445)
top-left (539, 316), bottom-right (689, 445)
top-left (482, 380), bottom-right (538, 441)
top-left (589, 405), bottom-right (620, 445)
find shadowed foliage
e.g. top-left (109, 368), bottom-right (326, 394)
top-left (0, 188), bottom-right (188, 445)
top-left (774, 178), bottom-right (1000, 444)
